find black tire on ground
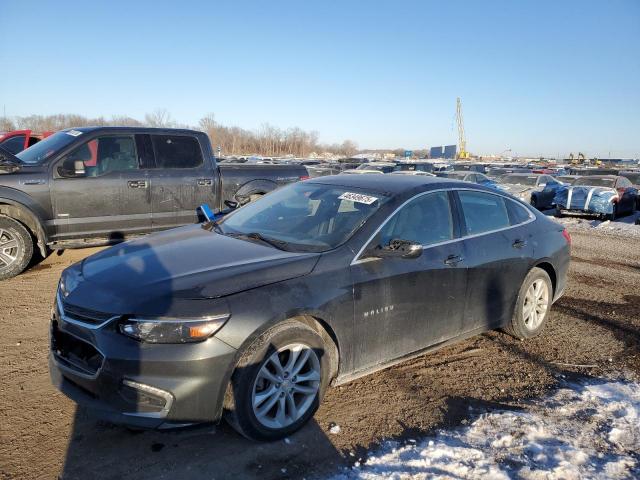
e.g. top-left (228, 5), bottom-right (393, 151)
top-left (503, 267), bottom-right (553, 340)
top-left (555, 206), bottom-right (564, 218)
top-left (0, 216), bottom-right (34, 281)
top-left (605, 203), bottom-right (618, 221)
top-left (224, 320), bottom-right (331, 441)
top-left (530, 196), bottom-right (538, 209)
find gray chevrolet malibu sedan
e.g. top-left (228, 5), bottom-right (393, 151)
top-left (50, 174), bottom-right (570, 440)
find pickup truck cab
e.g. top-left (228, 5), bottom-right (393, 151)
top-left (0, 127), bottom-right (308, 279)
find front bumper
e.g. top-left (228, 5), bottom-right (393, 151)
top-left (49, 300), bottom-right (238, 429)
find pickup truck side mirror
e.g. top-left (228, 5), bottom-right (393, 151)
top-left (224, 200), bottom-right (239, 210)
top-left (57, 159), bottom-right (86, 178)
top-left (370, 239), bottom-right (423, 259)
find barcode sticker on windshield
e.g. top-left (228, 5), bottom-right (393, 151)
top-left (339, 192), bottom-right (378, 204)
top-left (66, 130), bottom-right (83, 137)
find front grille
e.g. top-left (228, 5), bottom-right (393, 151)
top-left (60, 299), bottom-right (115, 326)
top-left (51, 320), bottom-right (104, 376)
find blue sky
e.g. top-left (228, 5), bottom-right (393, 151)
top-left (1, 0), bottom-right (638, 157)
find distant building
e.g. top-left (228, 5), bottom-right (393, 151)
top-left (443, 145), bottom-right (457, 159)
top-left (429, 146), bottom-right (444, 158)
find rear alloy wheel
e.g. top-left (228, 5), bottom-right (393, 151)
top-left (504, 267), bottom-right (552, 339)
top-left (0, 217), bottom-right (34, 281)
top-left (225, 320), bottom-right (331, 441)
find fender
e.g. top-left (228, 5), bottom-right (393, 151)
top-left (232, 179), bottom-right (278, 203)
top-left (0, 188), bottom-right (49, 256)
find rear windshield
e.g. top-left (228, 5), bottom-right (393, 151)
top-left (501, 175), bottom-right (538, 186)
top-left (621, 173), bottom-right (640, 184)
top-left (16, 131), bottom-right (79, 164)
top-left (573, 177), bottom-right (616, 188)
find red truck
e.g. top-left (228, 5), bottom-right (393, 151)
top-left (0, 130), bottom-right (54, 154)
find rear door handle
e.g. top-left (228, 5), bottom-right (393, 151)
top-left (197, 178), bottom-right (213, 186)
top-left (127, 180), bottom-right (148, 189)
top-left (444, 254), bottom-right (463, 266)
top-left (513, 239), bottom-right (527, 249)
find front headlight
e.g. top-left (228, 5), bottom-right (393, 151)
top-left (119, 315), bottom-right (229, 343)
top-left (59, 266), bottom-right (82, 298)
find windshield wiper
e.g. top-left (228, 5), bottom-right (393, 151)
top-left (226, 231), bottom-right (290, 251)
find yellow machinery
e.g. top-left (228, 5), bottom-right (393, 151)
top-left (456, 97), bottom-right (470, 159)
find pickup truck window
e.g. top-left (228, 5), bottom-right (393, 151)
top-left (151, 135), bottom-right (203, 169)
top-left (58, 135), bottom-right (138, 177)
top-left (219, 182), bottom-right (389, 252)
top-left (16, 131), bottom-right (78, 164)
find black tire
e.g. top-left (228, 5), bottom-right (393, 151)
top-left (555, 206), bottom-right (564, 218)
top-left (0, 216), bottom-right (34, 281)
top-left (530, 196), bottom-right (538, 209)
top-left (224, 320), bottom-right (331, 441)
top-left (503, 267), bottom-right (553, 340)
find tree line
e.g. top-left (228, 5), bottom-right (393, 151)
top-left (0, 110), bottom-right (359, 158)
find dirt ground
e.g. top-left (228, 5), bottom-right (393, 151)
top-left (1, 228), bottom-right (639, 480)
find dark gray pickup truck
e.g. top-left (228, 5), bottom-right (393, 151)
top-left (0, 127), bottom-right (308, 279)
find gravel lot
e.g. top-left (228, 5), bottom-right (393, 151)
top-left (1, 226), bottom-right (639, 480)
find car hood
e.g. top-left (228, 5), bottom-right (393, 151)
top-left (66, 225), bottom-right (320, 315)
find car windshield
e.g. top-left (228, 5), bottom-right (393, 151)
top-left (573, 177), bottom-right (616, 188)
top-left (501, 175), bottom-right (538, 186)
top-left (218, 182), bottom-right (389, 252)
top-left (16, 131), bottom-right (79, 164)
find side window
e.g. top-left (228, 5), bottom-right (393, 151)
top-left (151, 135), bottom-right (203, 168)
top-left (58, 136), bottom-right (138, 177)
top-left (0, 135), bottom-right (26, 154)
top-left (458, 191), bottom-right (510, 235)
top-left (506, 199), bottom-right (533, 225)
top-left (377, 191), bottom-right (454, 246)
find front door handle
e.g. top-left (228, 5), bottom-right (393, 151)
top-left (127, 180), bottom-right (148, 189)
top-left (197, 178), bottom-right (213, 187)
top-left (444, 254), bottom-right (463, 266)
top-left (513, 239), bottom-right (527, 249)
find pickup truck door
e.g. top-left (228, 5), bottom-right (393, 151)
top-left (50, 134), bottom-right (152, 242)
top-left (142, 134), bottom-right (218, 230)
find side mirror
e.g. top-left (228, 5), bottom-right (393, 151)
top-left (74, 160), bottom-right (86, 176)
top-left (197, 204), bottom-right (215, 222)
top-left (224, 200), bottom-right (239, 210)
top-left (57, 159), bottom-right (85, 178)
top-left (370, 239), bottom-right (423, 259)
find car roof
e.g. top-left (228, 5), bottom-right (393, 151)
top-left (501, 172), bottom-right (542, 177)
top-left (308, 173), bottom-right (478, 196)
top-left (60, 126), bottom-right (203, 135)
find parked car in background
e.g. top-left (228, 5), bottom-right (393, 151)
top-left (619, 171), bottom-right (640, 209)
top-left (436, 171), bottom-right (499, 190)
top-left (0, 127), bottom-right (308, 280)
top-left (50, 174), bottom-right (570, 441)
top-left (342, 162), bottom-right (396, 174)
top-left (556, 175), bottom-right (581, 185)
top-left (554, 175), bottom-right (638, 220)
top-left (0, 130), bottom-right (54, 154)
top-left (486, 167), bottom-right (532, 179)
top-left (497, 173), bottom-right (564, 209)
top-left (394, 161), bottom-right (435, 174)
top-left (452, 163), bottom-right (488, 173)
top-left (390, 170), bottom-right (435, 176)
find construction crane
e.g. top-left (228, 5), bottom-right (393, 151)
top-left (456, 97), bottom-right (470, 159)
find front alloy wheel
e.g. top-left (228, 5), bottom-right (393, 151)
top-left (252, 344), bottom-right (321, 429)
top-left (225, 320), bottom-right (331, 441)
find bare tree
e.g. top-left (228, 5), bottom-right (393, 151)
top-left (144, 109), bottom-right (174, 127)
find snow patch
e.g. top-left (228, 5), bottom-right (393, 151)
top-left (331, 380), bottom-right (640, 479)
top-left (553, 211), bottom-right (640, 237)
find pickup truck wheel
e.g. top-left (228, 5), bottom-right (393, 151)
top-left (503, 267), bottom-right (552, 340)
top-left (0, 217), bottom-right (34, 281)
top-left (225, 321), bottom-right (330, 441)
